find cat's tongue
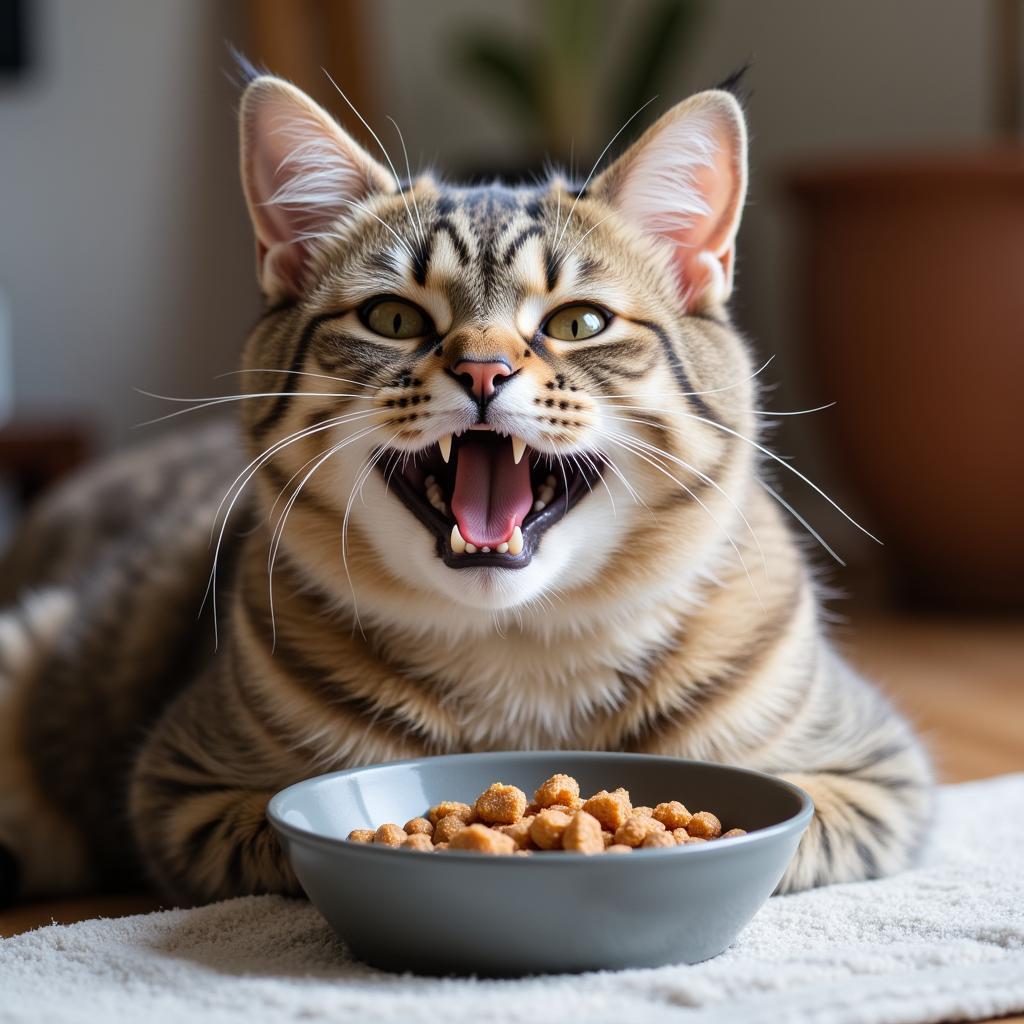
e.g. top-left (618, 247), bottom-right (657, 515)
top-left (451, 436), bottom-right (533, 548)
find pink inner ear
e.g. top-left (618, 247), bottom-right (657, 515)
top-left (666, 127), bottom-right (743, 307)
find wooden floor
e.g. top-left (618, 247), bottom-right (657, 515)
top-left (2, 612), bottom-right (1022, 1018)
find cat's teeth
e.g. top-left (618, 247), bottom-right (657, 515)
top-left (533, 500), bottom-right (546, 512)
top-left (545, 475), bottom-right (556, 487)
top-left (507, 526), bottom-right (524, 556)
top-left (481, 546), bottom-right (491, 553)
top-left (465, 543), bottom-right (478, 553)
top-left (538, 485), bottom-right (555, 504)
top-left (497, 542), bottom-right (509, 553)
top-left (511, 436), bottom-right (527, 464)
top-left (450, 523), bottom-right (467, 553)
top-left (439, 435), bottom-right (452, 463)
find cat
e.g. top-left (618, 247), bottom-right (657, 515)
top-left (0, 71), bottom-right (931, 905)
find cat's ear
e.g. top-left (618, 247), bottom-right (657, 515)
top-left (592, 91), bottom-right (748, 311)
top-left (239, 76), bottom-right (392, 299)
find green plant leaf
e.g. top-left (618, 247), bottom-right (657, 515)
top-left (613, 0), bottom-right (705, 134)
top-left (454, 36), bottom-right (544, 128)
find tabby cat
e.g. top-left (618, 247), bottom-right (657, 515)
top-left (0, 73), bottom-right (931, 905)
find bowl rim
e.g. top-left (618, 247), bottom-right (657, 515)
top-left (267, 751), bottom-right (815, 865)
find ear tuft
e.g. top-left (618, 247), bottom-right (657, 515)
top-left (239, 76), bottom-right (392, 300)
top-left (593, 90), bottom-right (748, 312)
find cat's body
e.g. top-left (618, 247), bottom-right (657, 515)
top-left (0, 75), bottom-right (931, 904)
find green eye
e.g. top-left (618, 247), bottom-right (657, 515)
top-left (362, 298), bottom-right (429, 339)
top-left (543, 304), bottom-right (608, 341)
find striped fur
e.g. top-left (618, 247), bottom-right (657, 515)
top-left (0, 78), bottom-right (930, 904)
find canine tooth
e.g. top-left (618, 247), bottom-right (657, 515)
top-left (450, 524), bottom-right (466, 553)
top-left (481, 546), bottom-right (491, 553)
top-left (507, 526), bottom-right (524, 556)
top-left (533, 500), bottom-right (546, 512)
top-left (439, 434), bottom-right (452, 463)
top-left (465, 543), bottom-right (478, 554)
top-left (497, 542), bottom-right (509, 553)
top-left (511, 435), bottom-right (527, 465)
top-left (539, 484), bottom-right (555, 501)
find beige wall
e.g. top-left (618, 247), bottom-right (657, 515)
top-left (0, 0), bottom-right (257, 446)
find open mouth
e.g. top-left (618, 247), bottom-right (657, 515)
top-left (382, 429), bottom-right (603, 568)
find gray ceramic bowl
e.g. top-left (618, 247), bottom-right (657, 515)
top-left (267, 751), bottom-right (812, 975)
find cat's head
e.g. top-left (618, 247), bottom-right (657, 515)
top-left (236, 76), bottom-right (758, 628)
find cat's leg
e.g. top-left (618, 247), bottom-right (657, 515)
top-left (772, 652), bottom-right (933, 893)
top-left (0, 590), bottom-right (95, 903)
top-left (128, 668), bottom-right (302, 903)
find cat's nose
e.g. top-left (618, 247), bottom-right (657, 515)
top-left (451, 359), bottom-right (513, 402)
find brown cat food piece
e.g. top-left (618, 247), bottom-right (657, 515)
top-left (681, 835), bottom-right (707, 845)
top-left (403, 817), bottom-right (434, 837)
top-left (373, 823), bottom-right (407, 847)
top-left (434, 842), bottom-right (449, 850)
top-left (602, 831), bottom-right (614, 848)
top-left (514, 848), bottom-right (534, 856)
top-left (686, 811), bottom-right (722, 840)
top-left (401, 833), bottom-right (434, 852)
top-left (582, 788), bottom-right (632, 831)
top-left (525, 802), bottom-right (542, 816)
top-left (606, 844), bottom-right (633, 854)
top-left (433, 814), bottom-right (468, 844)
top-left (561, 811), bottom-right (604, 854)
top-left (721, 828), bottom-right (747, 839)
top-left (653, 801), bottom-right (692, 830)
top-left (672, 828), bottom-right (692, 845)
top-left (534, 774), bottom-right (581, 809)
top-left (530, 809), bottom-right (573, 850)
top-left (427, 801), bottom-right (475, 827)
top-left (613, 815), bottom-right (665, 848)
top-left (475, 783), bottom-right (528, 825)
top-left (641, 831), bottom-right (677, 849)
top-left (632, 806), bottom-right (655, 819)
top-left (347, 828), bottom-right (375, 843)
top-left (498, 816), bottom-right (536, 850)
top-left (449, 824), bottom-right (516, 855)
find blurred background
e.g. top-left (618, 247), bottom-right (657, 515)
top-left (0, 1), bottom-right (1020, 780)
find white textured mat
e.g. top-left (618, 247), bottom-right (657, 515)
top-left (2, 775), bottom-right (1023, 1024)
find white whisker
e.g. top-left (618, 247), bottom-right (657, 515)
top-left (600, 421), bottom-right (768, 580)
top-left (554, 96), bottom-right (658, 253)
top-left (758, 478), bottom-right (845, 566)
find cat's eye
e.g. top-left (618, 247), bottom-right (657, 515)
top-left (361, 298), bottom-right (430, 340)
top-left (543, 304), bottom-right (609, 342)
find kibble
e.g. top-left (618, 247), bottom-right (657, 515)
top-left (373, 823), bottom-right (407, 847)
top-left (534, 774), bottom-right (581, 809)
top-left (401, 833), bottom-right (434, 852)
top-left (642, 831), bottom-right (677, 849)
top-left (449, 823), bottom-right (516, 855)
top-left (686, 811), bottom-right (723, 840)
top-left (561, 810), bottom-right (604, 854)
top-left (345, 774), bottom-right (747, 856)
top-left (653, 801), bottom-right (692, 830)
top-left (427, 801), bottom-right (475, 827)
top-left (613, 814), bottom-right (666, 848)
top-left (530, 809), bottom-right (573, 850)
top-left (582, 788), bottom-right (633, 831)
top-left (433, 813), bottom-right (469, 844)
top-left (475, 783), bottom-right (528, 825)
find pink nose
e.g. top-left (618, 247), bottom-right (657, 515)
top-left (452, 359), bottom-right (512, 401)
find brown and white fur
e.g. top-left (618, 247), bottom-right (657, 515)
top-left (0, 74), bottom-right (931, 905)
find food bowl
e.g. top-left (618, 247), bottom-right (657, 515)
top-left (267, 751), bottom-right (813, 975)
